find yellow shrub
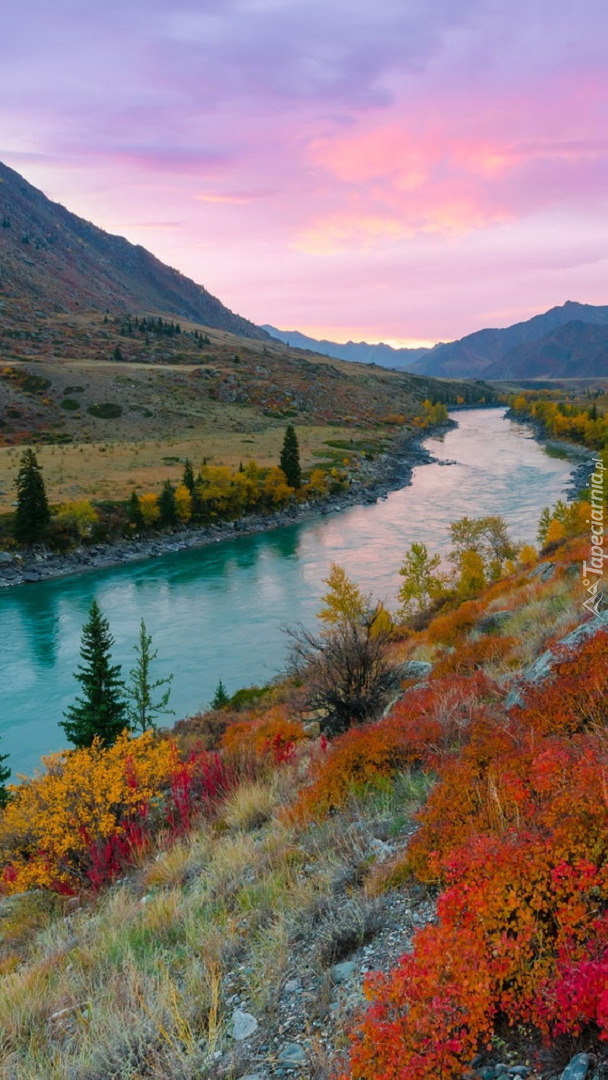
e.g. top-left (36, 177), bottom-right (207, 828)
top-left (0, 732), bottom-right (175, 893)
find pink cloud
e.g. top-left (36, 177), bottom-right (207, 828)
top-left (2, 0), bottom-right (608, 341)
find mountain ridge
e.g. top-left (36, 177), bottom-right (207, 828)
top-left (0, 160), bottom-right (268, 338)
top-left (266, 301), bottom-right (608, 379)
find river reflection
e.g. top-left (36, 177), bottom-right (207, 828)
top-left (0, 409), bottom-right (576, 774)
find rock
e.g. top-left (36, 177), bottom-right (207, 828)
top-left (232, 1009), bottom-right (258, 1041)
top-left (283, 978), bottom-right (302, 994)
top-left (302, 721), bottom-right (321, 738)
top-left (560, 1054), bottom-right (590, 1080)
top-left (528, 560), bottom-right (555, 579)
top-left (476, 610), bottom-right (512, 634)
top-left (508, 1068), bottom-right (529, 1077)
top-left (277, 1043), bottom-right (308, 1066)
top-left (0, 551), bottom-right (15, 565)
top-left (331, 960), bottom-right (357, 984)
top-left (369, 837), bottom-right (393, 861)
top-left (400, 660), bottom-right (432, 679)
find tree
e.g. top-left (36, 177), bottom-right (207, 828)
top-left (448, 515), bottom-right (517, 581)
top-left (211, 679), bottom-right (231, 709)
top-left (126, 620), bottom-right (174, 732)
top-left (14, 448), bottom-right (51, 545)
top-left (182, 459), bottom-right (195, 494)
top-left (61, 600), bottom-right (127, 748)
top-left (397, 542), bottom-right (446, 616)
top-left (279, 425), bottom-right (302, 489)
top-left (287, 612), bottom-right (398, 736)
top-left (158, 479), bottom-right (177, 525)
top-left (0, 739), bottom-right (10, 809)
top-left (318, 563), bottom-right (368, 628)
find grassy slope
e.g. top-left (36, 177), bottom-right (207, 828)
top-left (0, 530), bottom-right (600, 1080)
top-left (0, 309), bottom-right (493, 512)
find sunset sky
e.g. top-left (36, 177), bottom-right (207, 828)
top-left (2, 0), bottom-right (608, 345)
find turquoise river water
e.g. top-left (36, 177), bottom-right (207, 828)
top-left (0, 408), bottom-right (577, 774)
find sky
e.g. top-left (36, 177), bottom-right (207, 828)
top-left (2, 0), bottom-right (608, 346)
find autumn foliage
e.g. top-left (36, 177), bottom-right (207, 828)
top-left (339, 629), bottom-right (608, 1078)
top-left (0, 731), bottom-right (234, 894)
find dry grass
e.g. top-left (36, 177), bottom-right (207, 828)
top-left (221, 778), bottom-right (280, 832)
top-left (0, 418), bottom-right (355, 512)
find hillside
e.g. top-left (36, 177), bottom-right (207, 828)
top-left (0, 160), bottom-right (266, 337)
top-left (415, 301), bottom-right (608, 378)
top-left (485, 319), bottom-right (608, 380)
top-left (0, 513), bottom-right (606, 1080)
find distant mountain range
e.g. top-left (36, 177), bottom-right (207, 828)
top-left (261, 326), bottom-right (431, 367)
top-left (0, 160), bottom-right (267, 338)
top-left (266, 301), bottom-right (608, 380)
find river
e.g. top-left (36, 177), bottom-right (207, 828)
top-left (0, 408), bottom-right (577, 775)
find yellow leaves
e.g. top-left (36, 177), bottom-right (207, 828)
top-left (138, 493), bottom-right (160, 525)
top-left (55, 500), bottom-right (98, 538)
top-left (0, 732), bottom-right (175, 892)
top-left (174, 484), bottom-right (192, 523)
top-left (318, 562), bottom-right (367, 627)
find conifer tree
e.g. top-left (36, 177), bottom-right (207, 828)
top-left (0, 739), bottom-right (11, 809)
top-left (61, 600), bottom-right (127, 748)
top-left (279, 424), bottom-right (301, 489)
top-left (158, 479), bottom-right (177, 525)
top-left (126, 620), bottom-right (174, 732)
top-left (211, 679), bottom-right (230, 709)
top-left (182, 458), bottom-right (195, 494)
top-left (14, 448), bottom-right (51, 545)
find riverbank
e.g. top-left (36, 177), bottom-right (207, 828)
top-left (0, 422), bottom-right (447, 589)
top-left (506, 407), bottom-right (599, 498)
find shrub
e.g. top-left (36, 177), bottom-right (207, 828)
top-left (60, 397), bottom-right (80, 410)
top-left (87, 402), bottom-right (123, 419)
top-left (432, 635), bottom-right (518, 677)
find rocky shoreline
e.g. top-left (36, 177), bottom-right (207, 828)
top-left (505, 408), bottom-right (599, 500)
top-left (0, 425), bottom-right (444, 589)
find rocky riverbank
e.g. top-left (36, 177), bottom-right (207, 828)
top-left (506, 408), bottom-right (599, 499)
top-left (0, 424), bottom-right (443, 589)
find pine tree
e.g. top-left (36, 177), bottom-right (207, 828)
top-left (0, 739), bottom-right (11, 809)
top-left (211, 679), bottom-right (231, 709)
top-left (126, 620), bottom-right (174, 732)
top-left (182, 459), bottom-right (195, 494)
top-left (61, 600), bottom-right (127, 748)
top-left (14, 448), bottom-right (51, 545)
top-left (158, 480), bottom-right (177, 525)
top-left (279, 425), bottom-right (301, 489)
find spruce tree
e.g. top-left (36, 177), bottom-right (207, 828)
top-left (158, 479), bottom-right (177, 525)
top-left (61, 600), bottom-right (127, 748)
top-left (14, 448), bottom-right (51, 545)
top-left (279, 425), bottom-right (302, 489)
top-left (182, 459), bottom-right (195, 494)
top-left (211, 679), bottom-right (231, 709)
top-left (0, 740), bottom-right (11, 809)
top-left (126, 620), bottom-right (174, 732)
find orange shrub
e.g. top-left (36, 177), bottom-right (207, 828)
top-left (432, 635), bottom-right (518, 677)
top-left (221, 706), bottom-right (306, 770)
top-left (295, 674), bottom-right (500, 820)
top-left (426, 601), bottom-right (485, 646)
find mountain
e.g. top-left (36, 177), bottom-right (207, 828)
top-left (265, 303), bottom-right (608, 380)
top-left (484, 319), bottom-right (608, 380)
top-left (0, 160), bottom-right (267, 338)
top-left (415, 301), bottom-right (608, 378)
top-left (262, 325), bottom-right (432, 368)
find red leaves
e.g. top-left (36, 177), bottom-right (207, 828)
top-left (339, 631), bottom-right (608, 1078)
